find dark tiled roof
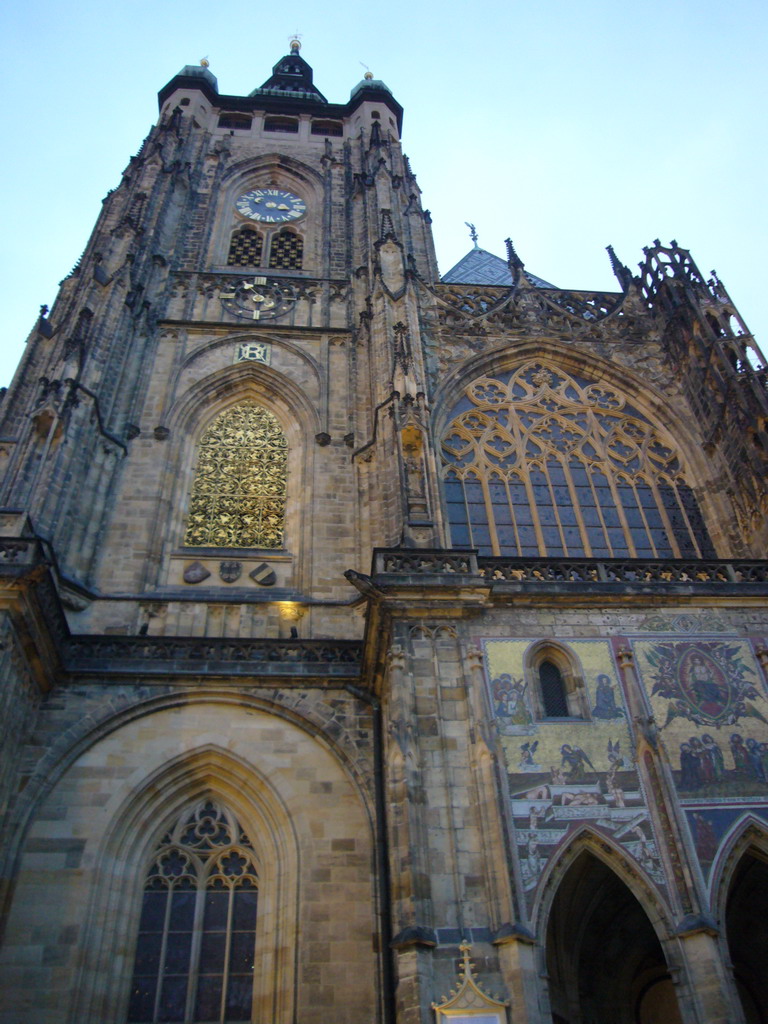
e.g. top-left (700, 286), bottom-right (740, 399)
top-left (442, 247), bottom-right (555, 288)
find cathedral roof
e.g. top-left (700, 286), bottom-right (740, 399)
top-left (157, 46), bottom-right (403, 133)
top-left (442, 247), bottom-right (555, 288)
top-left (350, 76), bottom-right (394, 100)
top-left (250, 41), bottom-right (327, 102)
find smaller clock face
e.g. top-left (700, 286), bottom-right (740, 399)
top-left (235, 188), bottom-right (306, 224)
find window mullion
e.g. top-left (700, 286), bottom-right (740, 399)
top-left (220, 883), bottom-right (236, 1024)
top-left (186, 882), bottom-right (207, 1024)
top-left (563, 458), bottom-right (592, 557)
top-left (545, 466), bottom-right (568, 555)
top-left (649, 476), bottom-right (682, 558)
top-left (505, 475), bottom-right (523, 555)
top-left (153, 884), bottom-right (174, 1024)
top-left (606, 473), bottom-right (637, 558)
top-left (631, 477), bottom-right (657, 557)
top-left (671, 481), bottom-right (704, 558)
top-left (522, 464), bottom-right (546, 556)
top-left (587, 468), bottom-right (611, 555)
top-left (480, 473), bottom-right (501, 556)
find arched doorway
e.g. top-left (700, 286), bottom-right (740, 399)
top-left (726, 850), bottom-right (768, 1023)
top-left (545, 851), bottom-right (683, 1024)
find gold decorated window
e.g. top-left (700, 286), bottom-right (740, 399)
top-left (227, 227), bottom-right (263, 267)
top-left (441, 361), bottom-right (715, 559)
top-left (184, 403), bottom-right (287, 549)
top-left (268, 230), bottom-right (303, 270)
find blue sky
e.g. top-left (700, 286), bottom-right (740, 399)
top-left (1, 0), bottom-right (766, 387)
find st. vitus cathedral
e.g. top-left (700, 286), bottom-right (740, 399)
top-left (1, 42), bottom-right (768, 1024)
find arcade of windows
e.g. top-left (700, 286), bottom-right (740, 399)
top-left (441, 361), bottom-right (715, 560)
top-left (127, 801), bottom-right (258, 1024)
top-left (184, 403), bottom-right (287, 549)
top-left (227, 227), bottom-right (303, 270)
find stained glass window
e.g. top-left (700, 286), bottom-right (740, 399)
top-left (227, 228), bottom-right (263, 268)
top-left (128, 801), bottom-right (258, 1024)
top-left (441, 361), bottom-right (716, 559)
top-left (184, 403), bottom-right (287, 549)
top-left (268, 231), bottom-right (303, 270)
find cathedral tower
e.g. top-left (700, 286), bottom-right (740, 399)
top-left (0, 43), bottom-right (767, 1024)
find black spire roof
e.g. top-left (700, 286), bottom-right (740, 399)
top-left (250, 40), bottom-right (327, 102)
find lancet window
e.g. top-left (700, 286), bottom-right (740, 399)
top-left (540, 660), bottom-right (570, 718)
top-left (441, 362), bottom-right (715, 559)
top-left (268, 230), bottom-right (303, 270)
top-left (227, 227), bottom-right (263, 267)
top-left (184, 403), bottom-right (287, 549)
top-left (127, 800), bottom-right (259, 1024)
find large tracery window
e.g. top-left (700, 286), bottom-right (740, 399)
top-left (128, 800), bottom-right (258, 1024)
top-left (441, 362), bottom-right (715, 559)
top-left (184, 403), bottom-right (287, 549)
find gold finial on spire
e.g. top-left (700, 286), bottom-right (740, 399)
top-left (200, 57), bottom-right (210, 68)
top-left (289, 35), bottom-right (301, 53)
top-left (364, 71), bottom-right (374, 80)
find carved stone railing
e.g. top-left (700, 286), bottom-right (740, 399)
top-left (374, 549), bottom-right (478, 576)
top-left (479, 557), bottom-right (768, 584)
top-left (372, 549), bottom-right (768, 590)
top-left (63, 636), bottom-right (363, 679)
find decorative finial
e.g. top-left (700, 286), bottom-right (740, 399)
top-left (289, 36), bottom-right (301, 53)
top-left (200, 57), bottom-right (210, 68)
top-left (365, 71), bottom-right (374, 80)
top-left (464, 222), bottom-right (479, 248)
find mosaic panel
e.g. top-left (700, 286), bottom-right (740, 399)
top-left (633, 636), bottom-right (768, 884)
top-left (484, 639), bottom-right (663, 908)
top-left (633, 638), bottom-right (768, 799)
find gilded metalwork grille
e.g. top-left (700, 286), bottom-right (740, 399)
top-left (227, 228), bottom-right (263, 267)
top-left (268, 230), bottom-right (303, 270)
top-left (184, 403), bottom-right (287, 549)
top-left (441, 362), bottom-right (715, 558)
top-left (128, 800), bottom-right (258, 1024)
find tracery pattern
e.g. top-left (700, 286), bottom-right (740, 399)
top-left (184, 403), bottom-right (287, 549)
top-left (128, 800), bottom-right (258, 1024)
top-left (441, 362), bottom-right (715, 559)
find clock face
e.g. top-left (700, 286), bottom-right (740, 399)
top-left (235, 188), bottom-right (306, 224)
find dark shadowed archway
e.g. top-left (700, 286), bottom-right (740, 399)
top-left (545, 851), bottom-right (683, 1024)
top-left (726, 850), bottom-right (768, 1024)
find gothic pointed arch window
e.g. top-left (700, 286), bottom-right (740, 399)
top-left (227, 227), bottom-right (263, 267)
top-left (441, 361), bottom-right (716, 559)
top-left (127, 800), bottom-right (259, 1024)
top-left (184, 402), bottom-right (287, 549)
top-left (268, 229), bottom-right (303, 270)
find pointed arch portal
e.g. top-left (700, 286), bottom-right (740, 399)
top-left (545, 851), bottom-right (683, 1024)
top-left (726, 850), bottom-right (768, 1023)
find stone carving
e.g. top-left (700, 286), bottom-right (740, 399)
top-left (249, 563), bottom-right (276, 586)
top-left (219, 561), bottom-right (242, 583)
top-left (183, 561), bottom-right (211, 585)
